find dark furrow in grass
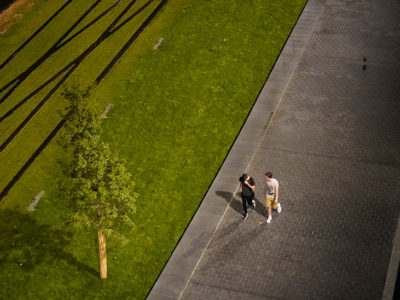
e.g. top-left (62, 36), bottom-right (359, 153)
top-left (0, 76), bottom-right (18, 96)
top-left (109, 0), bottom-right (154, 34)
top-left (0, 0), bottom-right (72, 70)
top-left (0, 0), bottom-right (167, 199)
top-left (0, 0), bottom-right (139, 105)
top-left (0, 64), bottom-right (77, 153)
top-left (0, 119), bottom-right (66, 201)
top-left (101, 0), bottom-right (139, 35)
top-left (0, 0), bottom-right (139, 122)
top-left (55, 0), bottom-right (124, 49)
top-left (96, 0), bottom-right (164, 83)
top-left (0, 0), bottom-right (129, 102)
top-left (0, 63), bottom-right (75, 123)
top-left (0, 0), bottom-right (104, 103)
top-left (0, 0), bottom-right (167, 200)
top-left (0, 0), bottom-right (154, 150)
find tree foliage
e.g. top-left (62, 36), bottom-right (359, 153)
top-left (61, 84), bottom-right (137, 242)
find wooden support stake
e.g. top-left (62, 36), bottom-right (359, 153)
top-left (98, 231), bottom-right (107, 279)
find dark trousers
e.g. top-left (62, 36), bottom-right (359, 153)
top-left (241, 193), bottom-right (253, 215)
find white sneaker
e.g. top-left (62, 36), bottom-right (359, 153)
top-left (267, 215), bottom-right (272, 223)
top-left (277, 203), bottom-right (282, 213)
top-left (251, 200), bottom-right (256, 209)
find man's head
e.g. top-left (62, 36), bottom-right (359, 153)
top-left (239, 173), bottom-right (250, 183)
top-left (240, 173), bottom-right (248, 183)
top-left (265, 172), bottom-right (273, 181)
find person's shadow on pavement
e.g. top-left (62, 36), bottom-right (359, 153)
top-left (215, 191), bottom-right (266, 217)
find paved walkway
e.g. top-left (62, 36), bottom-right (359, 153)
top-left (148, 0), bottom-right (400, 299)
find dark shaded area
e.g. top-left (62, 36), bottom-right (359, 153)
top-left (394, 264), bottom-right (400, 300)
top-left (0, 0), bottom-right (15, 12)
top-left (215, 191), bottom-right (266, 217)
top-left (215, 191), bottom-right (241, 214)
top-left (0, 208), bottom-right (97, 277)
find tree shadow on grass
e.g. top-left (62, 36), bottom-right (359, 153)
top-left (0, 209), bottom-right (97, 277)
top-left (215, 191), bottom-right (267, 217)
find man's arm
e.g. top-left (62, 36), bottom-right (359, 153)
top-left (245, 178), bottom-right (255, 190)
top-left (275, 184), bottom-right (279, 203)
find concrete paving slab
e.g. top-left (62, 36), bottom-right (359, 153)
top-left (218, 159), bottom-right (251, 173)
top-left (223, 148), bottom-right (254, 164)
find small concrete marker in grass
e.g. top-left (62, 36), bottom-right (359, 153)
top-left (101, 103), bottom-right (113, 119)
top-left (153, 37), bottom-right (164, 50)
top-left (28, 190), bottom-right (46, 211)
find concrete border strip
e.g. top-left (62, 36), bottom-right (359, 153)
top-left (27, 190), bottom-right (46, 211)
top-left (382, 217), bottom-right (400, 299)
top-left (147, 0), bottom-right (325, 299)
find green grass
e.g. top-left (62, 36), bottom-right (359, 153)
top-left (0, 0), bottom-right (163, 191)
top-left (0, 0), bottom-right (307, 298)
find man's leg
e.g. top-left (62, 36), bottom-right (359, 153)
top-left (241, 194), bottom-right (248, 219)
top-left (272, 200), bottom-right (281, 213)
top-left (247, 196), bottom-right (254, 209)
top-left (266, 197), bottom-right (272, 223)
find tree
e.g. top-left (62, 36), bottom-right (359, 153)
top-left (60, 84), bottom-right (137, 279)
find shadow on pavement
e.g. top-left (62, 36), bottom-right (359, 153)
top-left (215, 191), bottom-right (267, 218)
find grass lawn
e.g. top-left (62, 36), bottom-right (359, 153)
top-left (0, 0), bottom-right (307, 298)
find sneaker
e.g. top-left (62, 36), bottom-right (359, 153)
top-left (243, 213), bottom-right (248, 220)
top-left (251, 200), bottom-right (256, 209)
top-left (267, 215), bottom-right (272, 223)
top-left (277, 203), bottom-right (282, 213)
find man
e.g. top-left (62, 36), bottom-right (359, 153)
top-left (239, 173), bottom-right (256, 220)
top-left (264, 172), bottom-right (281, 223)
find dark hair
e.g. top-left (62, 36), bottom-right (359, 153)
top-left (239, 173), bottom-right (247, 183)
top-left (265, 172), bottom-right (273, 178)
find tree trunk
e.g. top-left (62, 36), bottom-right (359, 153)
top-left (98, 231), bottom-right (107, 279)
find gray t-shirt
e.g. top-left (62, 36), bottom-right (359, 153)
top-left (266, 178), bottom-right (279, 198)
